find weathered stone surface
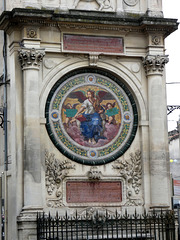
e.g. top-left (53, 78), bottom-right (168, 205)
top-left (0, 0), bottom-right (178, 239)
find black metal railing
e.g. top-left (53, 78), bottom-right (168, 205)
top-left (37, 209), bottom-right (176, 240)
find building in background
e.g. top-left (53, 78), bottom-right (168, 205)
top-left (0, 0), bottom-right (178, 239)
top-left (168, 119), bottom-right (180, 208)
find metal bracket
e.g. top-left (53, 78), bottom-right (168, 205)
top-left (167, 105), bottom-right (180, 115)
top-left (0, 79), bottom-right (10, 87)
top-left (0, 107), bottom-right (4, 128)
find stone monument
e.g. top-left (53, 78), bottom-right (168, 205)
top-left (0, 0), bottom-right (178, 239)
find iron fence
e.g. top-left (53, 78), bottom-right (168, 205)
top-left (37, 209), bottom-right (176, 240)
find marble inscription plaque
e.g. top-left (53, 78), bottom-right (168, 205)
top-left (66, 181), bottom-right (122, 203)
top-left (63, 34), bottom-right (124, 54)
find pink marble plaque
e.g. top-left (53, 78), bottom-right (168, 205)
top-left (63, 34), bottom-right (124, 54)
top-left (66, 181), bottom-right (122, 203)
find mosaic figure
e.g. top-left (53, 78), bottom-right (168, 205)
top-left (46, 71), bottom-right (138, 165)
top-left (103, 102), bottom-right (118, 125)
top-left (63, 103), bottom-right (79, 128)
top-left (63, 88), bottom-right (120, 147)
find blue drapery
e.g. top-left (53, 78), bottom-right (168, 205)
top-left (80, 112), bottom-right (106, 142)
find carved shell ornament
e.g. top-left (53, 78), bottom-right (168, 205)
top-left (123, 0), bottom-right (138, 6)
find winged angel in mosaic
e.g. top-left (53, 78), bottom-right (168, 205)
top-left (62, 89), bottom-right (121, 147)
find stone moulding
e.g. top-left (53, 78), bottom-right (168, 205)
top-left (0, 9), bottom-right (178, 39)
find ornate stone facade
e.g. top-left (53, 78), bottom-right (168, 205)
top-left (0, 1), bottom-right (178, 239)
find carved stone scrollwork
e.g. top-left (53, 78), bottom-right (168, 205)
top-left (112, 150), bottom-right (143, 206)
top-left (142, 55), bottom-right (169, 75)
top-left (72, 0), bottom-right (113, 11)
top-left (87, 166), bottom-right (102, 180)
top-left (89, 53), bottom-right (99, 66)
top-left (75, 207), bottom-right (116, 219)
top-left (45, 150), bottom-right (75, 207)
top-left (18, 48), bottom-right (45, 69)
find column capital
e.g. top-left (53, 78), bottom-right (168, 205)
top-left (18, 48), bottom-right (45, 70)
top-left (142, 55), bottom-right (169, 76)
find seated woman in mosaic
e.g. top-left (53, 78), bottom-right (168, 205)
top-left (71, 90), bottom-right (106, 144)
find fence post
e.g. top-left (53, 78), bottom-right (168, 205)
top-left (178, 207), bottom-right (180, 240)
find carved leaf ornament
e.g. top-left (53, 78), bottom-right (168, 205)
top-left (113, 150), bottom-right (142, 195)
top-left (142, 55), bottom-right (169, 74)
top-left (18, 48), bottom-right (45, 68)
top-left (45, 150), bottom-right (75, 207)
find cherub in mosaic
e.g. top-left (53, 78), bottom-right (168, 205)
top-left (62, 86), bottom-right (121, 148)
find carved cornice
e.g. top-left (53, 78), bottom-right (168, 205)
top-left (18, 48), bottom-right (45, 70)
top-left (0, 9), bottom-right (178, 38)
top-left (142, 55), bottom-right (169, 75)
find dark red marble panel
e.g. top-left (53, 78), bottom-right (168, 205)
top-left (66, 181), bottom-right (122, 203)
top-left (63, 34), bottom-right (124, 53)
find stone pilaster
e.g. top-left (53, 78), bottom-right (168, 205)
top-left (142, 55), bottom-right (170, 207)
top-left (18, 48), bottom-right (45, 208)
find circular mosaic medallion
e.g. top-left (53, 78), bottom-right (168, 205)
top-left (45, 69), bottom-right (138, 165)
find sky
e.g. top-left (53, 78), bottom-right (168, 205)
top-left (163, 0), bottom-right (180, 131)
